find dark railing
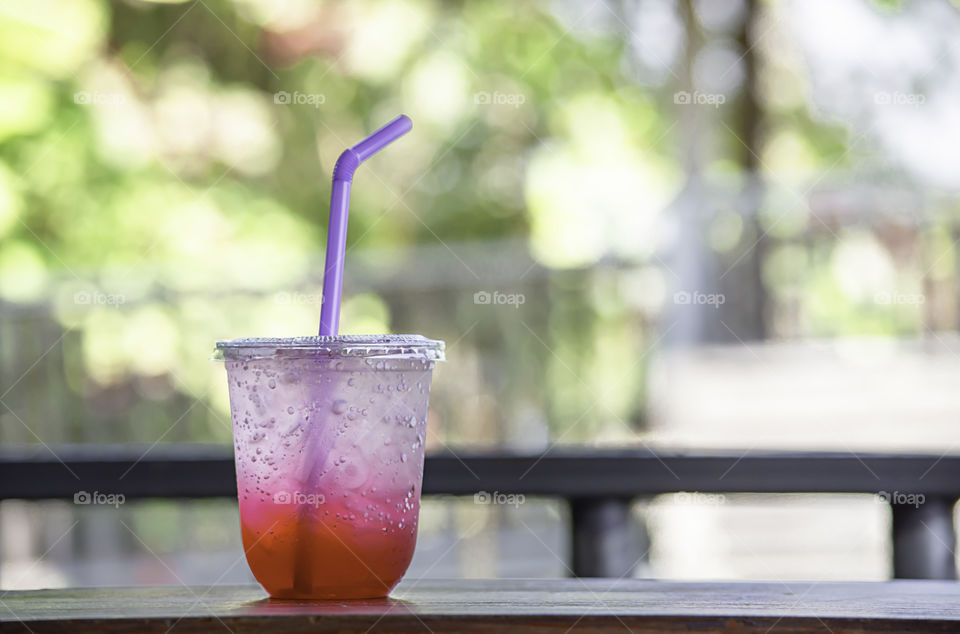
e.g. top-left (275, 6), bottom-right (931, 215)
top-left (1, 445), bottom-right (958, 579)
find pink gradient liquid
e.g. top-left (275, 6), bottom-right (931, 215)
top-left (223, 346), bottom-right (436, 599)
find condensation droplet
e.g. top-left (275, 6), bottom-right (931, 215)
top-left (332, 400), bottom-right (348, 415)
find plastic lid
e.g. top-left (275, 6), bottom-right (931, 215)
top-left (214, 334), bottom-right (445, 361)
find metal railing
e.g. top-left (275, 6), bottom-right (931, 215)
top-left (1, 445), bottom-right (957, 579)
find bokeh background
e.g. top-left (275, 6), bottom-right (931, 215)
top-left (2, 0), bottom-right (960, 588)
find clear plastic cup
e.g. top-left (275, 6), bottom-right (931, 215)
top-left (215, 335), bottom-right (444, 599)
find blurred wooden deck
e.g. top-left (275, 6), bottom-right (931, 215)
top-left (650, 336), bottom-right (960, 451)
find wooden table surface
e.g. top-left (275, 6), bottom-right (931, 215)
top-left (2, 578), bottom-right (960, 633)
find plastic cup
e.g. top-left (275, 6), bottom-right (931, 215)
top-left (215, 334), bottom-right (444, 599)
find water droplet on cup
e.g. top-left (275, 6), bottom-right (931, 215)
top-left (268, 379), bottom-right (276, 389)
top-left (287, 406), bottom-right (295, 415)
top-left (332, 399), bottom-right (348, 415)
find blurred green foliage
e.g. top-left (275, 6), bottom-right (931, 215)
top-left (0, 0), bottom-right (952, 448)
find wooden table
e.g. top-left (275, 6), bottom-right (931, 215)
top-left (2, 579), bottom-right (960, 632)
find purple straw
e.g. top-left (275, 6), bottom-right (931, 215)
top-left (318, 114), bottom-right (413, 336)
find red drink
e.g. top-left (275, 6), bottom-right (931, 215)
top-left (239, 486), bottom-right (419, 599)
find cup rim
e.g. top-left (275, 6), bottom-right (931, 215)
top-left (214, 334), bottom-right (445, 361)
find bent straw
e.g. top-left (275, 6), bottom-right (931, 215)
top-left (319, 114), bottom-right (413, 336)
top-left (291, 115), bottom-right (412, 597)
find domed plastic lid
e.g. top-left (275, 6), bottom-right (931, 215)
top-left (214, 334), bottom-right (445, 361)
